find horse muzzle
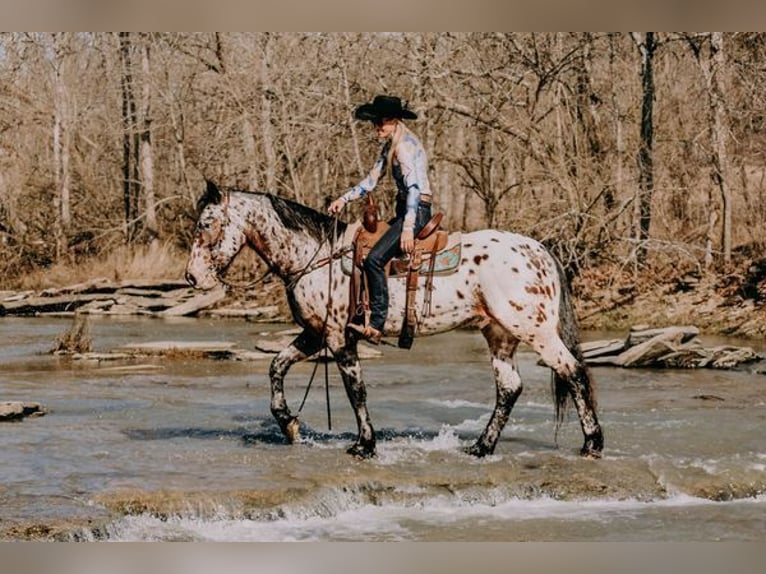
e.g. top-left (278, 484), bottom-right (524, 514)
top-left (185, 265), bottom-right (220, 291)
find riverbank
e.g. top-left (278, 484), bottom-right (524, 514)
top-left (2, 253), bottom-right (765, 340)
top-left (574, 257), bottom-right (766, 339)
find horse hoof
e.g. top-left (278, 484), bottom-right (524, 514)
top-left (580, 435), bottom-right (603, 459)
top-left (346, 443), bottom-right (375, 459)
top-left (464, 443), bottom-right (492, 458)
top-left (285, 418), bottom-right (301, 443)
top-left (580, 442), bottom-right (603, 459)
top-left (580, 447), bottom-right (602, 460)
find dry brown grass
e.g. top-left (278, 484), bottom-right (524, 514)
top-left (51, 316), bottom-right (93, 355)
top-left (15, 241), bottom-right (188, 290)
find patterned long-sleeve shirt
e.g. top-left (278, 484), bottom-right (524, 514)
top-left (341, 129), bottom-right (432, 230)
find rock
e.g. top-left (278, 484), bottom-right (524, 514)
top-left (199, 305), bottom-right (281, 320)
top-left (119, 341), bottom-right (238, 355)
top-left (0, 401), bottom-right (46, 421)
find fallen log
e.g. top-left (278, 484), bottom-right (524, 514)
top-left (626, 325), bottom-right (699, 348)
top-left (159, 287), bottom-right (227, 317)
top-left (581, 338), bottom-right (625, 359)
top-left (583, 325), bottom-right (762, 370)
top-left (116, 279), bottom-right (190, 292)
top-left (40, 278), bottom-right (113, 296)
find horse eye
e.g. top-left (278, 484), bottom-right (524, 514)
top-left (199, 220), bottom-right (221, 245)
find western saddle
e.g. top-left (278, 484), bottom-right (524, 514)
top-left (347, 193), bottom-right (448, 349)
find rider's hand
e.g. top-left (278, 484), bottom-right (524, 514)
top-left (401, 228), bottom-right (415, 254)
top-left (328, 198), bottom-right (346, 215)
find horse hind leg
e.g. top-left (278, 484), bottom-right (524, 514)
top-left (466, 321), bottom-right (523, 458)
top-left (557, 362), bottom-right (603, 458)
top-left (532, 335), bottom-right (604, 458)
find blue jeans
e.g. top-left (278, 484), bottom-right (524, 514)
top-left (363, 201), bottom-right (432, 331)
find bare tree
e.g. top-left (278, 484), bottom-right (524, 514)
top-left (631, 32), bottom-right (657, 266)
top-left (688, 32), bottom-right (733, 267)
top-left (118, 32), bottom-right (141, 243)
top-left (139, 33), bottom-right (157, 243)
top-left (52, 32), bottom-right (72, 258)
top-left (1, 32), bottom-right (766, 287)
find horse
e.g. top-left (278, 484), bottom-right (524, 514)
top-left (185, 180), bottom-right (603, 459)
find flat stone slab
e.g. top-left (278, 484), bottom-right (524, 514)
top-left (0, 401), bottom-right (46, 421)
top-left (199, 305), bottom-right (281, 319)
top-left (119, 341), bottom-right (239, 354)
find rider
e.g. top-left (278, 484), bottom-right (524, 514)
top-left (328, 95), bottom-right (433, 345)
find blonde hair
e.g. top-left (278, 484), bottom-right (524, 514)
top-left (386, 119), bottom-right (415, 175)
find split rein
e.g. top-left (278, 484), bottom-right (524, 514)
top-left (295, 216), bottom-right (345, 429)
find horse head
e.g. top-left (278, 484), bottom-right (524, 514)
top-left (185, 180), bottom-right (247, 290)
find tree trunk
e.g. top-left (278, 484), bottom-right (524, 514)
top-left (710, 32), bottom-right (732, 265)
top-left (609, 34), bottom-right (622, 212)
top-left (339, 36), bottom-right (365, 177)
top-left (140, 33), bottom-right (157, 243)
top-left (119, 32), bottom-right (140, 243)
top-left (633, 32), bottom-right (656, 266)
top-left (690, 32), bottom-right (733, 268)
top-left (258, 33), bottom-right (277, 192)
top-left (52, 32), bottom-right (71, 258)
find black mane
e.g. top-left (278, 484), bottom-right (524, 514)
top-left (266, 194), bottom-right (347, 243)
top-left (199, 181), bottom-right (346, 243)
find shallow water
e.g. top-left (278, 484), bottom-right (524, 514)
top-left (1, 316), bottom-right (764, 541)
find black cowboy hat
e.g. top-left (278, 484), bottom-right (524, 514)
top-left (354, 95), bottom-right (418, 121)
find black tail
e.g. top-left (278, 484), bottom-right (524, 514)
top-left (551, 257), bottom-right (595, 430)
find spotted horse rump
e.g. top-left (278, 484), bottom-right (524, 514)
top-left (185, 180), bottom-right (604, 460)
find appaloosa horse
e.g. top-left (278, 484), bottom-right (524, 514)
top-left (185, 181), bottom-right (603, 459)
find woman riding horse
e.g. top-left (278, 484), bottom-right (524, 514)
top-left (328, 95), bottom-right (433, 345)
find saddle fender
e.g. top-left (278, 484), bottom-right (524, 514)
top-left (346, 213), bottom-right (460, 348)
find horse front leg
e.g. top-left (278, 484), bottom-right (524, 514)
top-left (333, 343), bottom-right (376, 458)
top-left (268, 330), bottom-right (323, 443)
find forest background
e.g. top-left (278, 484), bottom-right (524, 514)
top-left (1, 32), bottom-right (765, 336)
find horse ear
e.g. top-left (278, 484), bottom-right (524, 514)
top-left (197, 179), bottom-right (223, 212)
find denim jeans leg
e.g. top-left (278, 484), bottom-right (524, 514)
top-left (363, 203), bottom-right (432, 332)
top-left (364, 219), bottom-right (403, 331)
